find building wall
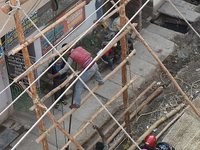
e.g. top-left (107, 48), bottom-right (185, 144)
top-left (0, 60), bottom-right (14, 124)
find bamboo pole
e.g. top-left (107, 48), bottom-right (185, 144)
top-left (156, 110), bottom-right (185, 139)
top-left (1, 0), bottom-right (28, 14)
top-left (107, 86), bottom-right (164, 145)
top-left (11, 1), bottom-right (87, 55)
top-left (10, 0), bottom-right (48, 149)
top-left (120, 0), bottom-right (132, 135)
top-left (61, 76), bottom-right (138, 150)
top-left (37, 103), bottom-right (85, 150)
top-left (86, 81), bottom-right (156, 150)
top-left (35, 50), bottom-right (136, 143)
top-left (19, 81), bottom-right (36, 99)
top-left (14, 23), bottom-right (137, 82)
top-left (127, 17), bottom-right (200, 118)
top-left (128, 104), bottom-right (185, 150)
top-left (107, 86), bottom-right (164, 150)
top-left (11, 0), bottom-right (132, 55)
top-left (29, 70), bottom-right (80, 111)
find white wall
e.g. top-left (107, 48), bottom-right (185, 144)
top-left (0, 60), bottom-right (14, 124)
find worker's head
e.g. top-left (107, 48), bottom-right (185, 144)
top-left (54, 56), bottom-right (62, 66)
top-left (62, 43), bottom-right (71, 55)
top-left (96, 142), bottom-right (104, 150)
top-left (144, 134), bottom-right (156, 148)
top-left (128, 39), bottom-right (132, 47)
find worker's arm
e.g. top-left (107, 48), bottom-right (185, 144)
top-left (93, 125), bottom-right (106, 143)
top-left (48, 57), bottom-right (73, 79)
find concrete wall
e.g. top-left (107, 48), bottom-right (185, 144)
top-left (153, 0), bottom-right (165, 14)
top-left (0, 60), bottom-right (14, 124)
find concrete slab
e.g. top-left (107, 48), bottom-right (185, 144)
top-left (145, 23), bottom-right (184, 41)
top-left (158, 1), bottom-right (200, 22)
top-left (138, 29), bottom-right (175, 55)
top-left (10, 132), bottom-right (57, 150)
top-left (169, 0), bottom-right (197, 11)
top-left (0, 128), bottom-right (19, 150)
top-left (162, 95), bottom-right (200, 150)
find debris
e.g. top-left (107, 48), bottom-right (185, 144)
top-left (196, 68), bottom-right (200, 71)
top-left (156, 49), bottom-right (163, 53)
top-left (153, 128), bottom-right (157, 132)
top-left (157, 82), bottom-right (161, 85)
top-left (181, 55), bottom-right (186, 58)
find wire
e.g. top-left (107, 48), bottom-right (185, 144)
top-left (183, 129), bottom-right (200, 150)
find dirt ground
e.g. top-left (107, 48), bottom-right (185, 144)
top-left (80, 11), bottom-right (200, 150)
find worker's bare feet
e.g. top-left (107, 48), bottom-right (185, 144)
top-left (69, 104), bottom-right (80, 109)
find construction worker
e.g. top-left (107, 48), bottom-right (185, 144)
top-left (48, 56), bottom-right (68, 108)
top-left (139, 134), bottom-right (157, 150)
top-left (48, 45), bottom-right (104, 109)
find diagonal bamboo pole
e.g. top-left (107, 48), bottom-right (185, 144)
top-left (86, 81), bottom-right (156, 150)
top-left (19, 79), bottom-right (84, 149)
top-left (127, 17), bottom-right (200, 118)
top-left (38, 103), bottom-right (84, 150)
top-left (107, 86), bottom-right (163, 145)
top-left (10, 0), bottom-right (48, 149)
top-left (14, 23), bottom-right (137, 83)
top-left (61, 76), bottom-right (138, 150)
top-left (11, 1), bottom-right (87, 55)
top-left (36, 50), bottom-right (136, 143)
top-left (29, 70), bottom-right (80, 111)
top-left (128, 103), bottom-right (185, 150)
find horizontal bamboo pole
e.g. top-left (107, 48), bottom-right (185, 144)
top-left (1, 0), bottom-right (28, 14)
top-left (127, 17), bottom-right (200, 118)
top-left (128, 104), bottom-right (185, 150)
top-left (37, 103), bottom-right (84, 150)
top-left (156, 110), bottom-right (185, 139)
top-left (11, 1), bottom-right (87, 55)
top-left (29, 70), bottom-right (80, 111)
top-left (86, 81), bottom-right (157, 150)
top-left (61, 76), bottom-right (137, 150)
top-left (14, 23), bottom-right (136, 83)
top-left (35, 50), bottom-right (136, 143)
top-left (107, 86), bottom-right (164, 144)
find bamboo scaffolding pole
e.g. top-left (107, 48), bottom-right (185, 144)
top-left (127, 17), bottom-right (200, 118)
top-left (11, 0), bottom-right (132, 55)
top-left (61, 76), bottom-right (137, 150)
top-left (11, 1), bottom-right (87, 55)
top-left (87, 81), bottom-right (156, 150)
top-left (10, 0), bottom-right (48, 149)
top-left (29, 70), bottom-right (80, 111)
top-left (128, 104), bottom-right (185, 150)
top-left (120, 0), bottom-right (131, 135)
top-left (107, 86), bottom-right (164, 145)
top-left (19, 81), bottom-right (36, 99)
top-left (156, 110), bottom-right (185, 139)
top-left (36, 50), bottom-right (136, 143)
top-left (1, 0), bottom-right (28, 14)
top-left (14, 23), bottom-right (137, 83)
top-left (38, 103), bottom-right (84, 150)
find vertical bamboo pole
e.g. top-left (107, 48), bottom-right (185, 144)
top-left (10, 0), bottom-right (49, 149)
top-left (120, 0), bottom-right (132, 134)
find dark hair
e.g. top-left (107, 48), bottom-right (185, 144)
top-left (128, 39), bottom-right (132, 44)
top-left (62, 43), bottom-right (67, 47)
top-left (96, 142), bottom-right (104, 150)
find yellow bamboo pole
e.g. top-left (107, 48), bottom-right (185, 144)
top-left (29, 70), bottom-right (80, 111)
top-left (35, 50), bottom-right (136, 143)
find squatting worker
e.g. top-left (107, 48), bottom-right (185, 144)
top-left (48, 44), bottom-right (104, 109)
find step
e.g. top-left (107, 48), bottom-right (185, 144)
top-left (158, 1), bottom-right (200, 22)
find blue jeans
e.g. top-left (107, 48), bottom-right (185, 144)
top-left (95, 0), bottom-right (104, 20)
top-left (75, 63), bottom-right (104, 106)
